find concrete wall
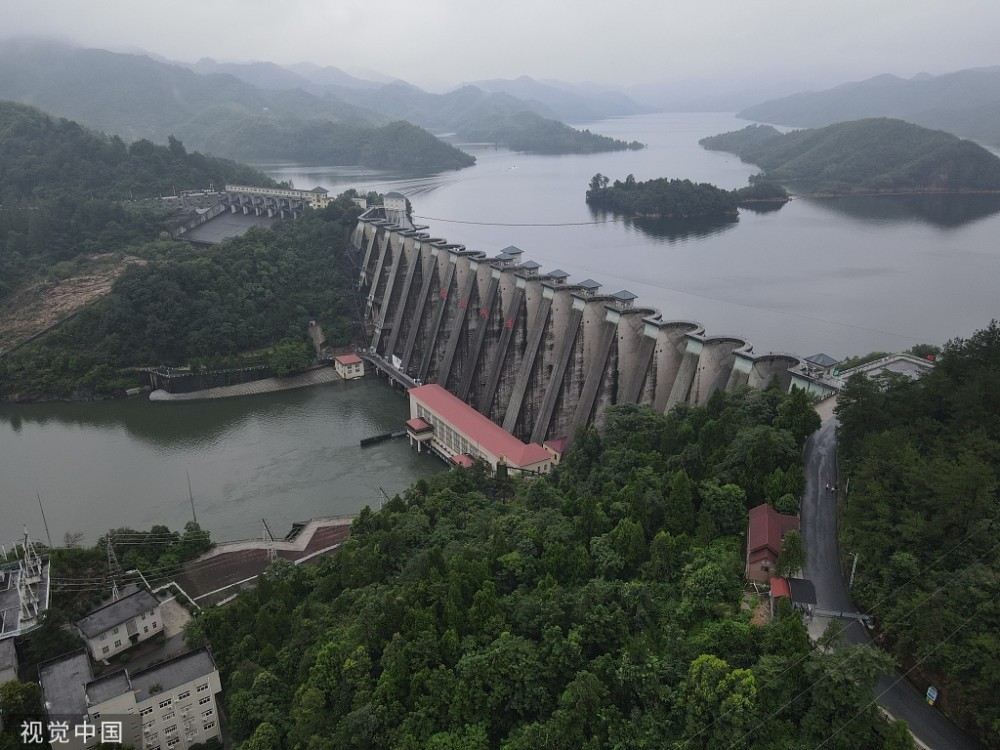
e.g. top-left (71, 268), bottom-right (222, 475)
top-left (351, 213), bottom-right (814, 443)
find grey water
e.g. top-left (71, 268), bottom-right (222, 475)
top-left (0, 379), bottom-right (441, 543)
top-left (3, 111), bottom-right (999, 542)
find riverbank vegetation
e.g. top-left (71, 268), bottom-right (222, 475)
top-left (585, 173), bottom-right (787, 219)
top-left (0, 100), bottom-right (277, 302)
top-left (699, 119), bottom-right (1000, 194)
top-left (179, 386), bottom-right (910, 750)
top-left (835, 321), bottom-right (1000, 747)
top-left (0, 199), bottom-right (361, 400)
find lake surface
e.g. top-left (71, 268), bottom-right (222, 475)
top-left (0, 379), bottom-right (441, 543)
top-left (3, 111), bottom-right (999, 543)
top-left (265, 112), bottom-right (1000, 358)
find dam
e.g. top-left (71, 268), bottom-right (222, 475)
top-left (351, 201), bottom-right (835, 448)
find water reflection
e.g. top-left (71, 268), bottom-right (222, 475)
top-left (588, 207), bottom-right (739, 243)
top-left (802, 193), bottom-right (1000, 228)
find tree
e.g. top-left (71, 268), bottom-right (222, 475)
top-left (775, 530), bottom-right (805, 577)
top-left (270, 337), bottom-right (310, 376)
top-left (682, 654), bottom-right (757, 750)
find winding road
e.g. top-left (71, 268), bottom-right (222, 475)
top-left (801, 415), bottom-right (985, 750)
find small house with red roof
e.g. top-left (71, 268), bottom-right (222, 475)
top-left (746, 503), bottom-right (800, 582)
top-left (407, 384), bottom-right (557, 474)
top-left (335, 353), bottom-right (365, 380)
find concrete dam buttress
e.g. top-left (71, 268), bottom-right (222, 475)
top-left (351, 207), bottom-right (831, 446)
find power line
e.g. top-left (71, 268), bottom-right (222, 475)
top-left (412, 214), bottom-right (624, 227)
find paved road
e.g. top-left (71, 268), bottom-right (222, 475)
top-left (801, 416), bottom-right (985, 750)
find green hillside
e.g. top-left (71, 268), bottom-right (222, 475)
top-left (0, 40), bottom-right (472, 171)
top-left (700, 119), bottom-right (1000, 194)
top-left (0, 100), bottom-right (277, 300)
top-left (737, 68), bottom-right (1000, 148)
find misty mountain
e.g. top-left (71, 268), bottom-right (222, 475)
top-left (284, 61), bottom-right (383, 89)
top-left (0, 38), bottom-right (383, 143)
top-left (456, 75), bottom-right (653, 122)
top-left (190, 58), bottom-right (328, 94)
top-left (738, 68), bottom-right (1000, 148)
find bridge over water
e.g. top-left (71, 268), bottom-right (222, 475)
top-left (352, 206), bottom-right (834, 446)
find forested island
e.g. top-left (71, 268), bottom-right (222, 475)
top-left (585, 173), bottom-right (787, 219)
top-left (835, 322), bottom-right (1000, 747)
top-left (699, 119), bottom-right (1000, 194)
top-left (458, 111), bottom-right (643, 154)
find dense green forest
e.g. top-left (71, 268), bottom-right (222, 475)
top-left (0, 200), bottom-right (361, 400)
top-left (0, 101), bottom-right (276, 300)
top-left (180, 388), bottom-right (911, 750)
top-left (699, 119), bottom-right (1000, 194)
top-left (585, 173), bottom-right (787, 219)
top-left (835, 322), bottom-right (1000, 748)
top-left (458, 111), bottom-right (643, 154)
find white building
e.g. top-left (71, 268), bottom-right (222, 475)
top-left (334, 353), bottom-right (365, 380)
top-left (39, 647), bottom-right (224, 750)
top-left (75, 589), bottom-right (162, 660)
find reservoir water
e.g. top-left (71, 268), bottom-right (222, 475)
top-left (3, 112), bottom-right (999, 541)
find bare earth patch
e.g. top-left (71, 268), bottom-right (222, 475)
top-left (0, 254), bottom-right (146, 354)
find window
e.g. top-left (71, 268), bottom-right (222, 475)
top-left (141, 613), bottom-right (146, 620)
top-left (177, 691), bottom-right (190, 700)
top-left (159, 699), bottom-right (172, 709)
top-left (146, 732), bottom-right (159, 742)
top-left (152, 621), bottom-right (158, 628)
top-left (167, 738), bottom-right (180, 747)
top-left (197, 697), bottom-right (211, 706)
top-left (200, 709), bottom-right (213, 718)
top-left (113, 627), bottom-right (119, 635)
top-left (149, 609), bottom-right (155, 616)
top-left (114, 639), bottom-right (122, 648)
top-left (100, 633), bottom-right (106, 641)
top-left (203, 722), bottom-right (216, 731)
top-left (162, 711), bottom-right (175, 721)
top-left (92, 713), bottom-right (100, 720)
top-left (140, 707), bottom-right (154, 717)
top-left (149, 746), bottom-right (161, 750)
top-left (164, 724), bottom-right (177, 735)
top-left (102, 646), bottom-right (110, 655)
top-left (196, 683), bottom-right (210, 693)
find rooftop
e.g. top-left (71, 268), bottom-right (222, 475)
top-left (547, 269), bottom-right (570, 279)
top-left (39, 650), bottom-right (93, 718)
top-left (75, 588), bottom-right (160, 638)
top-left (748, 504), bottom-right (799, 558)
top-left (405, 417), bottom-right (433, 433)
top-left (806, 353), bottom-right (840, 368)
top-left (335, 353), bottom-right (363, 365)
top-left (787, 577), bottom-right (817, 605)
top-left (384, 191), bottom-right (406, 199)
top-left (86, 670), bottom-right (132, 706)
top-left (769, 577), bottom-right (791, 599)
top-left (500, 245), bottom-right (524, 255)
top-left (611, 290), bottom-right (638, 301)
top-left (130, 648), bottom-right (217, 703)
top-left (409, 384), bottom-right (551, 467)
top-left (576, 278), bottom-right (602, 290)
top-left (450, 453), bottom-right (475, 468)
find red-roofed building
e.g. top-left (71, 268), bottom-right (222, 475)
top-left (746, 503), bottom-right (800, 582)
top-left (408, 384), bottom-right (555, 474)
top-left (335, 353), bottom-right (365, 380)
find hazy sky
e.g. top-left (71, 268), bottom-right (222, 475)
top-left (4, 0), bottom-right (999, 90)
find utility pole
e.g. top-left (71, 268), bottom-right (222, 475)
top-left (262, 519), bottom-right (276, 562)
top-left (187, 470), bottom-right (198, 526)
top-left (849, 552), bottom-right (860, 589)
top-left (107, 531), bottom-right (123, 600)
top-left (37, 492), bottom-right (53, 548)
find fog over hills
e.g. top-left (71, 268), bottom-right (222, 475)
top-left (739, 67), bottom-right (1000, 148)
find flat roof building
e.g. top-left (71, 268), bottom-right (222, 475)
top-left (37, 647), bottom-right (223, 750)
top-left (407, 384), bottom-right (559, 474)
top-left (75, 589), bottom-right (162, 661)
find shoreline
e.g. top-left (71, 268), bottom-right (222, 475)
top-left (148, 365), bottom-right (343, 401)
